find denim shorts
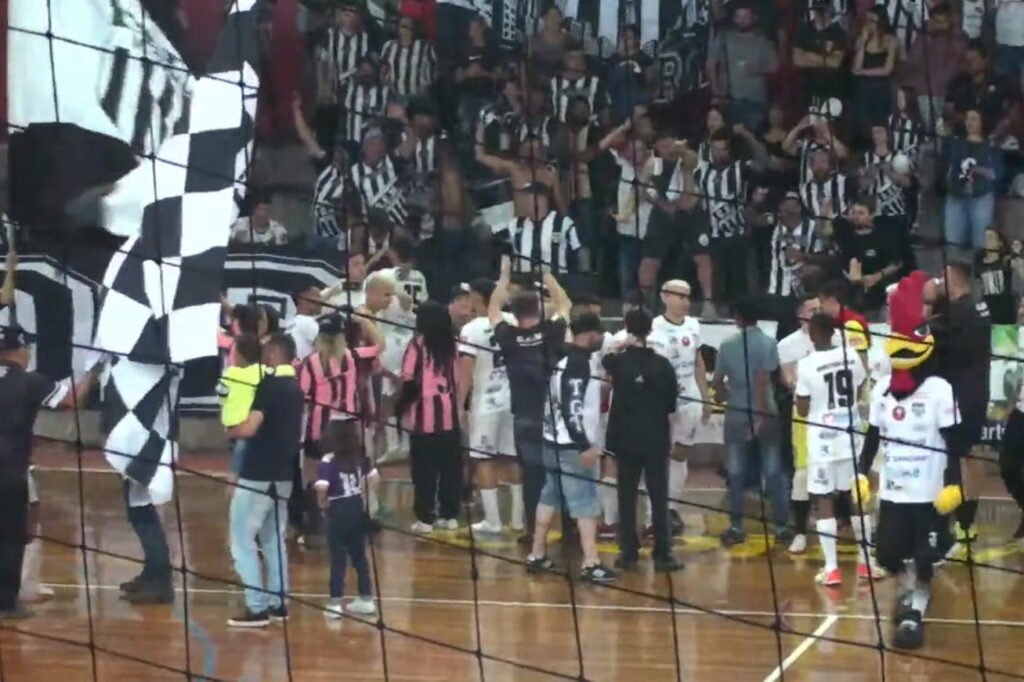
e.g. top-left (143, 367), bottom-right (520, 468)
top-left (538, 443), bottom-right (600, 519)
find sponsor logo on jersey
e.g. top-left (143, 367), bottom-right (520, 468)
top-left (893, 406), bottom-right (906, 421)
top-left (681, 336), bottom-right (691, 347)
top-left (911, 402), bottom-right (925, 417)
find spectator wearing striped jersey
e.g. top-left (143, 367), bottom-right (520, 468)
top-left (492, 182), bottom-right (585, 279)
top-left (397, 301), bottom-right (463, 533)
top-left (340, 57), bottom-right (393, 158)
top-left (693, 127), bottom-right (768, 314)
top-left (861, 124), bottom-right (915, 274)
top-left (764, 192), bottom-right (831, 337)
top-left (550, 46), bottom-right (606, 123)
top-left (800, 149), bottom-right (853, 224)
top-left (380, 16), bottom-right (436, 99)
top-left (528, 312), bottom-right (617, 583)
top-left (349, 127), bottom-right (409, 231)
top-left (315, 3), bottom-right (374, 149)
top-left (292, 95), bottom-right (351, 250)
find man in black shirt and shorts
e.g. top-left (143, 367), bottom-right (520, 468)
top-left (489, 257), bottom-right (571, 540)
top-left (926, 262), bottom-right (992, 559)
top-left (0, 325), bottom-right (95, 618)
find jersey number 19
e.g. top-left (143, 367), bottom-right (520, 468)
top-left (823, 369), bottom-right (853, 409)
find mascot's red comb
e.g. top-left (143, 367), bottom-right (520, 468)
top-left (886, 270), bottom-right (935, 395)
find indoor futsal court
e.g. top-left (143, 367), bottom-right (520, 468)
top-left (1, 445), bottom-right (1021, 682)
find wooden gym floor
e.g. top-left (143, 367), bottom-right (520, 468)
top-left (1, 447), bottom-right (1023, 681)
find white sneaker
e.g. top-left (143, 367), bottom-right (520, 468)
top-left (471, 520), bottom-right (503, 535)
top-left (410, 521), bottom-right (433, 534)
top-left (325, 601), bottom-right (344, 619)
top-left (435, 518), bottom-right (458, 531)
top-left (347, 598), bottom-right (378, 616)
top-left (788, 533), bottom-right (807, 554)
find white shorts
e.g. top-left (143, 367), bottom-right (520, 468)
top-left (671, 402), bottom-right (702, 447)
top-left (807, 458), bottom-right (856, 496)
top-left (468, 411), bottom-right (516, 460)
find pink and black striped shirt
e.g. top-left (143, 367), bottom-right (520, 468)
top-left (298, 346), bottom-right (378, 443)
top-left (400, 336), bottom-right (458, 434)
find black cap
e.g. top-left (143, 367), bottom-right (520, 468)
top-left (450, 282), bottom-right (471, 301)
top-left (0, 324), bottom-right (34, 352)
top-left (318, 315), bottom-right (347, 336)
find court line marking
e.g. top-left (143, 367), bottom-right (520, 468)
top-left (37, 583), bottom-right (1024, 628)
top-left (761, 615), bottom-right (839, 682)
top-left (27, 468), bottom-right (1016, 502)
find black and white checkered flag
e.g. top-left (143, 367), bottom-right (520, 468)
top-left (96, 1), bottom-right (260, 505)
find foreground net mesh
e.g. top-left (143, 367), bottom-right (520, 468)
top-left (2, 1), bottom-right (1022, 680)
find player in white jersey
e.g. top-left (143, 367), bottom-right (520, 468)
top-left (457, 280), bottom-right (522, 535)
top-left (795, 313), bottom-right (876, 587)
top-left (647, 280), bottom-right (710, 533)
top-left (859, 371), bottom-right (961, 650)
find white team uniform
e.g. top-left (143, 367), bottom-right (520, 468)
top-left (869, 376), bottom-right (959, 504)
top-left (796, 346), bottom-right (868, 495)
top-left (459, 314), bottom-right (516, 460)
top-left (592, 329), bottom-right (630, 449)
top-left (378, 298), bottom-right (417, 395)
top-left (648, 315), bottom-right (703, 447)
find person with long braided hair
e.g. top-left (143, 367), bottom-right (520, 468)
top-left (397, 301), bottom-right (463, 533)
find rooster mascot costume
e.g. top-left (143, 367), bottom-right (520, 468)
top-left (854, 271), bottom-right (965, 650)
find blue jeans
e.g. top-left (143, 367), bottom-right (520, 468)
top-left (944, 193), bottom-right (995, 253)
top-left (725, 438), bottom-right (789, 531)
top-left (618, 235), bottom-right (643, 301)
top-left (230, 479), bottom-right (293, 613)
top-left (229, 440), bottom-right (247, 476)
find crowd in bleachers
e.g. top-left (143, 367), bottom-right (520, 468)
top-left (232, 0), bottom-right (1024, 325)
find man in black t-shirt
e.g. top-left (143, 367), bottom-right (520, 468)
top-left (793, 2), bottom-right (848, 109)
top-left (489, 257), bottom-right (571, 538)
top-left (926, 261), bottom-right (992, 558)
top-left (0, 325), bottom-right (95, 618)
top-left (827, 198), bottom-right (902, 314)
top-left (225, 333), bottom-right (304, 628)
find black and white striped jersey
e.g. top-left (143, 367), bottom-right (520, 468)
top-left (795, 138), bottom-right (831, 187)
top-left (380, 39), bottom-right (436, 97)
top-left (768, 218), bottom-right (826, 296)
top-left (312, 163), bottom-right (346, 240)
top-left (413, 134), bottom-right (441, 177)
top-left (799, 172), bottom-right (850, 219)
top-left (340, 83), bottom-right (391, 144)
top-left (518, 116), bottom-right (558, 150)
top-left (693, 162), bottom-right (748, 238)
top-left (804, 0), bottom-right (850, 22)
top-left (350, 156), bottom-right (408, 227)
top-left (318, 28), bottom-right (371, 84)
top-left (98, 0), bottom-right (192, 157)
top-left (863, 150), bottom-right (907, 217)
top-left (493, 211), bottom-right (582, 276)
top-left (887, 113), bottom-right (920, 156)
top-left (550, 75), bottom-right (605, 122)
top-left (881, 0), bottom-right (929, 54)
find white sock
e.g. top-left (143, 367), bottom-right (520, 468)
top-left (911, 583), bottom-right (930, 613)
top-left (641, 483), bottom-right (652, 527)
top-left (852, 513), bottom-right (873, 563)
top-left (598, 477), bottom-right (618, 525)
top-left (817, 518), bottom-right (839, 572)
top-left (900, 561), bottom-right (916, 593)
top-left (481, 488), bottom-right (501, 526)
top-left (510, 484), bottom-right (524, 529)
top-left (20, 539), bottom-right (40, 597)
top-left (669, 460), bottom-right (688, 513)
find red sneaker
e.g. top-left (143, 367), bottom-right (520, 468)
top-left (815, 568), bottom-right (842, 587)
top-left (597, 523), bottom-right (618, 541)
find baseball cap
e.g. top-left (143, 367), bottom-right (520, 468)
top-left (0, 324), bottom-right (34, 352)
